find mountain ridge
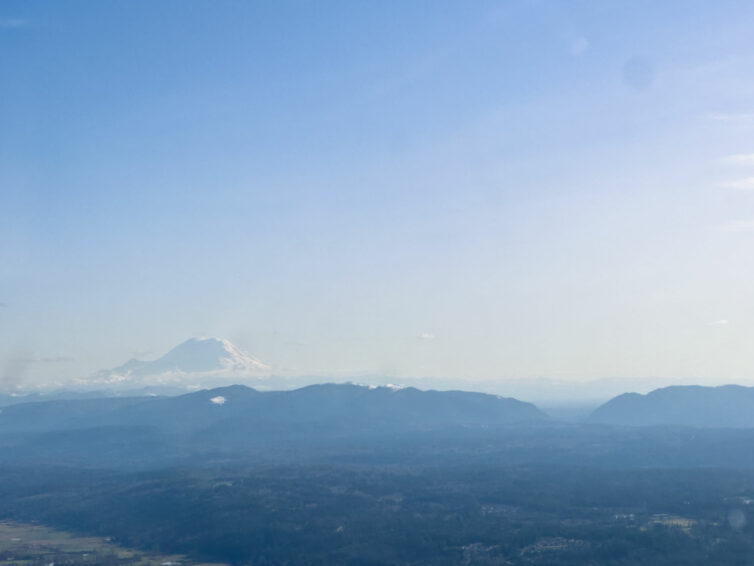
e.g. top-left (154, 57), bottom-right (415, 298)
top-left (0, 382), bottom-right (547, 434)
top-left (589, 384), bottom-right (754, 428)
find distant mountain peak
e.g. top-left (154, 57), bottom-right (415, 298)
top-left (91, 337), bottom-right (270, 387)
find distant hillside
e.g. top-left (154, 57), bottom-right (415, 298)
top-left (0, 383), bottom-right (546, 435)
top-left (589, 385), bottom-right (754, 428)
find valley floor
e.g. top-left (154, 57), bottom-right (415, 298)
top-left (0, 521), bottom-right (227, 566)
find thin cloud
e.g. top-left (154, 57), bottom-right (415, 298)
top-left (2, 351), bottom-right (32, 390)
top-left (708, 112), bottom-right (754, 127)
top-left (717, 219), bottom-right (754, 233)
top-left (0, 18), bottom-right (26, 29)
top-left (723, 153), bottom-right (754, 165)
top-left (11, 355), bottom-right (75, 364)
top-left (40, 356), bottom-right (75, 363)
top-left (569, 37), bottom-right (590, 56)
top-left (722, 177), bottom-right (754, 191)
top-left (622, 56), bottom-right (654, 90)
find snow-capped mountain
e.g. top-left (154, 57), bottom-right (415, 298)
top-left (91, 337), bottom-right (271, 386)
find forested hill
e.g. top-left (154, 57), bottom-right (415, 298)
top-left (589, 385), bottom-right (754, 427)
top-left (0, 382), bottom-right (547, 435)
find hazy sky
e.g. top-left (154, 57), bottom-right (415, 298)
top-left (3, 1), bottom-right (754, 388)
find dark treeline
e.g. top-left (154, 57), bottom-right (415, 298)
top-left (4, 386), bottom-right (754, 564)
top-left (2, 457), bottom-right (754, 564)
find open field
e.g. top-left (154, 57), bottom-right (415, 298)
top-left (0, 521), bottom-right (227, 566)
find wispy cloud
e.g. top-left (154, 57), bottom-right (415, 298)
top-left (11, 355), bottom-right (75, 364)
top-left (723, 153), bottom-right (754, 165)
top-left (717, 219), bottom-right (754, 233)
top-left (722, 177), bottom-right (754, 191)
top-left (0, 18), bottom-right (26, 29)
top-left (569, 37), bottom-right (590, 56)
top-left (709, 112), bottom-right (754, 127)
top-left (622, 56), bottom-right (654, 89)
top-left (41, 356), bottom-right (75, 363)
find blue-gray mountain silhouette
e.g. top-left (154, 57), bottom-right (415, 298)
top-left (589, 385), bottom-right (754, 427)
top-left (0, 383), bottom-right (546, 435)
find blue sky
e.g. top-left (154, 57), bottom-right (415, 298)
top-left (3, 1), bottom-right (754, 388)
